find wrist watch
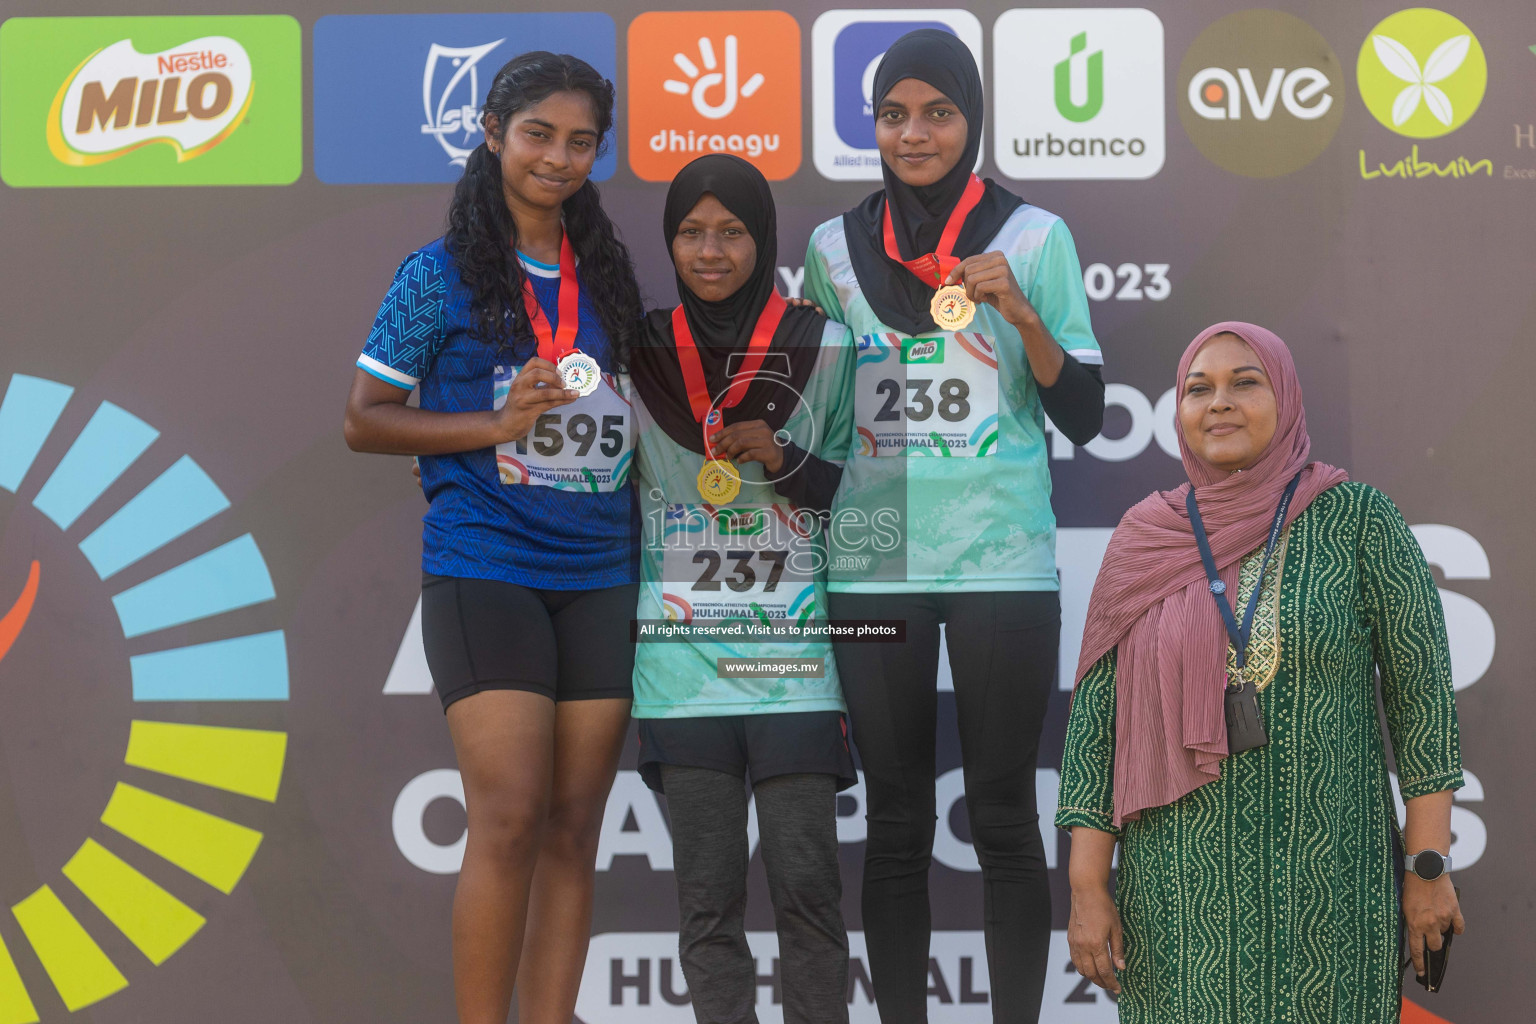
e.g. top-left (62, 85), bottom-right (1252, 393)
top-left (1404, 849), bottom-right (1452, 881)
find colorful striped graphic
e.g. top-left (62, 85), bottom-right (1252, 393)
top-left (0, 374), bottom-right (288, 1016)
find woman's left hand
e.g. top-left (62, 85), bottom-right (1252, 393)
top-left (944, 251), bottom-right (1038, 328)
top-left (1402, 873), bottom-right (1465, 977)
top-left (785, 296), bottom-right (826, 315)
top-left (709, 419), bottom-right (785, 474)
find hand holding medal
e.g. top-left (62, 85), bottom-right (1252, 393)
top-left (940, 251), bottom-right (1039, 331)
top-left (673, 293), bottom-right (787, 503)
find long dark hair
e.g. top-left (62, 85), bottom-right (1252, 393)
top-left (446, 51), bottom-right (642, 363)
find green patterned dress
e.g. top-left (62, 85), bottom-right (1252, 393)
top-left (1056, 483), bottom-right (1463, 1024)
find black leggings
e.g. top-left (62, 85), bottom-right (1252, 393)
top-left (830, 590), bottom-right (1058, 1024)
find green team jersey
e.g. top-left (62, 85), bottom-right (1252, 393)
top-left (630, 320), bottom-right (855, 719)
top-left (803, 206), bottom-right (1101, 594)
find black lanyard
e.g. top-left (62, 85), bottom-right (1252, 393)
top-left (1186, 471), bottom-right (1302, 676)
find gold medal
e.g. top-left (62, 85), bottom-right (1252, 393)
top-left (696, 459), bottom-right (741, 503)
top-left (930, 285), bottom-right (975, 330)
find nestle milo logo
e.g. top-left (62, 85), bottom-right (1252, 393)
top-left (901, 336), bottom-right (945, 364)
top-left (715, 508), bottom-right (765, 535)
top-left (0, 15), bottom-right (301, 187)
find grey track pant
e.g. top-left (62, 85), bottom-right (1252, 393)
top-left (660, 765), bottom-right (850, 1024)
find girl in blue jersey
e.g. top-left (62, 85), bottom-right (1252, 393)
top-left (344, 53), bottom-right (643, 1024)
top-left (802, 32), bottom-right (1105, 1023)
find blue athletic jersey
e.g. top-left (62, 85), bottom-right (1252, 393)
top-left (358, 238), bottom-right (637, 588)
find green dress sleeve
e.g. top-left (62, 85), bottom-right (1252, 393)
top-left (1056, 649), bottom-right (1121, 836)
top-left (818, 323), bottom-right (856, 465)
top-left (1357, 487), bottom-right (1465, 800)
top-left (802, 227), bottom-right (847, 325)
top-left (1021, 218), bottom-right (1099, 364)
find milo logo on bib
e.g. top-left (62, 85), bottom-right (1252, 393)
top-left (715, 507), bottom-right (767, 536)
top-left (901, 336), bottom-right (945, 363)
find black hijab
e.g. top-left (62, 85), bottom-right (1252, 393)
top-left (844, 29), bottom-right (1025, 335)
top-left (631, 154), bottom-right (824, 455)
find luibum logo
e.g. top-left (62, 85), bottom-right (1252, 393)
top-left (0, 16), bottom-right (301, 187)
top-left (47, 37), bottom-right (252, 165)
top-left (1177, 9), bottom-right (1344, 178)
top-left (1356, 9), bottom-right (1491, 181)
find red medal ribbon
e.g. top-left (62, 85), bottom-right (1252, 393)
top-left (521, 231), bottom-right (581, 362)
top-left (671, 292), bottom-right (788, 456)
top-left (881, 173), bottom-right (986, 286)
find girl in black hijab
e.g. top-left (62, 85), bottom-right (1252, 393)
top-left (802, 30), bottom-right (1106, 1024)
top-left (629, 154), bottom-right (857, 1024)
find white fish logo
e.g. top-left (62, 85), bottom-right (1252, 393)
top-left (1371, 33), bottom-right (1470, 127)
top-left (420, 40), bottom-right (503, 166)
top-left (48, 36), bottom-right (253, 164)
top-left (663, 35), bottom-right (764, 120)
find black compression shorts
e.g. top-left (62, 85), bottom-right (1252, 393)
top-left (420, 573), bottom-right (638, 711)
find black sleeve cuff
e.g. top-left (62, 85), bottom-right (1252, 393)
top-left (772, 443), bottom-right (843, 513)
top-left (1038, 355), bottom-right (1105, 447)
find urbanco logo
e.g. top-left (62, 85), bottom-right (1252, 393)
top-left (1357, 8), bottom-right (1486, 139)
top-left (1177, 9), bottom-right (1345, 178)
top-left (629, 11), bottom-right (801, 181)
top-left (994, 8), bottom-right (1164, 180)
top-left (812, 10), bottom-right (983, 181)
top-left (0, 16), bottom-right (300, 187)
top-left (314, 14), bottom-right (617, 185)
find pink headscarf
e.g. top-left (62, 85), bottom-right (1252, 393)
top-left (1074, 322), bottom-right (1348, 826)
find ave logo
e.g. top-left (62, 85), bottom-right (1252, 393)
top-left (1177, 9), bottom-right (1345, 178)
top-left (0, 15), bottom-right (301, 187)
top-left (629, 11), bottom-right (801, 181)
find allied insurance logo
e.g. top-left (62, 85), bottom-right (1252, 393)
top-left (811, 10), bottom-right (983, 181)
top-left (314, 13), bottom-right (618, 184)
top-left (993, 8), bottom-right (1164, 180)
top-left (1177, 9), bottom-right (1345, 178)
top-left (628, 11), bottom-right (801, 181)
top-left (0, 16), bottom-right (300, 187)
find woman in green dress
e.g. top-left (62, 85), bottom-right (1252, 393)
top-left (1057, 322), bottom-right (1466, 1023)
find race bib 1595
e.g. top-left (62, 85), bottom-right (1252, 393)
top-left (492, 366), bottom-right (634, 491)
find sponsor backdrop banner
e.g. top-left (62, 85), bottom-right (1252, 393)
top-left (0, 1), bottom-right (1528, 1022)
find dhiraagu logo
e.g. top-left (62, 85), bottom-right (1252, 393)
top-left (901, 337), bottom-right (945, 364)
top-left (0, 374), bottom-right (288, 1017)
top-left (1357, 9), bottom-right (1487, 138)
top-left (0, 16), bottom-right (301, 187)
